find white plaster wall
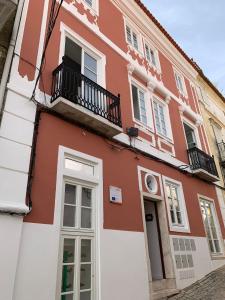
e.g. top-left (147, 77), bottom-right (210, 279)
top-left (0, 215), bottom-right (23, 300)
top-left (170, 235), bottom-right (225, 290)
top-left (100, 229), bottom-right (150, 300)
top-left (13, 224), bottom-right (150, 300)
top-left (13, 223), bottom-right (60, 300)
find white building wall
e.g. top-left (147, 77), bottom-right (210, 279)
top-left (170, 235), bottom-right (225, 290)
top-left (13, 223), bottom-right (150, 300)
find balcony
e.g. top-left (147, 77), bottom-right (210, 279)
top-left (51, 59), bottom-right (122, 137)
top-left (217, 141), bottom-right (225, 166)
top-left (188, 147), bottom-right (219, 182)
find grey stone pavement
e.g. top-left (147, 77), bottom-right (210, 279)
top-left (168, 265), bottom-right (225, 300)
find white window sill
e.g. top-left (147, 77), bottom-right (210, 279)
top-left (134, 120), bottom-right (154, 135)
top-left (127, 43), bottom-right (143, 57)
top-left (169, 225), bottom-right (190, 233)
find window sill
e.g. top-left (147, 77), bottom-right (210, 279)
top-left (127, 43), bottom-right (144, 57)
top-left (210, 254), bottom-right (225, 260)
top-left (169, 225), bottom-right (190, 233)
top-left (134, 120), bottom-right (154, 135)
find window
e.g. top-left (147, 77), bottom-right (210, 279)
top-left (65, 38), bottom-right (97, 83)
top-left (165, 182), bottom-right (183, 226)
top-left (126, 25), bottom-right (139, 50)
top-left (145, 44), bottom-right (157, 67)
top-left (153, 99), bottom-right (167, 137)
top-left (183, 122), bottom-right (197, 149)
top-left (61, 183), bottom-right (94, 300)
top-left (200, 199), bottom-right (222, 254)
top-left (174, 72), bottom-right (186, 96)
top-left (131, 84), bottom-right (147, 125)
top-left (163, 177), bottom-right (189, 232)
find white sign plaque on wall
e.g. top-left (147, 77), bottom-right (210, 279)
top-left (109, 186), bottom-right (122, 204)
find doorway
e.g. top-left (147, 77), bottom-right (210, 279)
top-left (144, 200), bottom-right (165, 281)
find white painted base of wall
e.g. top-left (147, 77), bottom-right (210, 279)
top-left (0, 215), bottom-right (23, 300)
top-left (13, 224), bottom-right (150, 300)
top-left (170, 235), bottom-right (225, 290)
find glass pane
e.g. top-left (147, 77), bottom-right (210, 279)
top-left (61, 294), bottom-right (74, 300)
top-left (209, 239), bottom-right (214, 253)
top-left (170, 210), bottom-right (175, 224)
top-left (177, 211), bottom-right (182, 224)
top-left (132, 85), bottom-right (140, 121)
top-left (81, 240), bottom-right (91, 262)
top-left (61, 265), bottom-right (74, 292)
top-left (80, 264), bottom-right (91, 290)
top-left (84, 68), bottom-right (97, 83)
top-left (80, 291), bottom-right (91, 300)
top-left (63, 205), bottom-right (75, 227)
top-left (63, 239), bottom-right (75, 263)
top-left (65, 159), bottom-right (94, 176)
top-left (81, 208), bottom-right (92, 229)
top-left (126, 26), bottom-right (132, 43)
top-left (82, 188), bottom-right (92, 207)
top-left (84, 53), bottom-right (97, 74)
top-left (84, 0), bottom-right (92, 7)
top-left (65, 184), bottom-right (76, 205)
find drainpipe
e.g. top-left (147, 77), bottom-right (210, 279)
top-left (0, 0), bottom-right (25, 124)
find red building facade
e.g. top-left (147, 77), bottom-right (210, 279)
top-left (0, 1), bottom-right (225, 299)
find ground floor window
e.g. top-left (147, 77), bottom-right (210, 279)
top-left (61, 236), bottom-right (93, 300)
top-left (200, 199), bottom-right (221, 254)
top-left (61, 181), bottom-right (95, 300)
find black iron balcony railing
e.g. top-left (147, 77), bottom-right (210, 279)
top-left (51, 60), bottom-right (122, 128)
top-left (188, 147), bottom-right (218, 177)
top-left (217, 141), bottom-right (225, 165)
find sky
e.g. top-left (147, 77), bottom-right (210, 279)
top-left (142, 0), bottom-right (225, 95)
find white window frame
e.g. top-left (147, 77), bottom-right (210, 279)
top-left (124, 21), bottom-right (143, 53)
top-left (199, 196), bottom-right (224, 256)
top-left (54, 146), bottom-right (103, 300)
top-left (144, 41), bottom-right (160, 72)
top-left (162, 176), bottom-right (190, 233)
top-left (130, 78), bottom-right (154, 131)
top-left (182, 117), bottom-right (201, 150)
top-left (152, 95), bottom-right (173, 142)
top-left (59, 23), bottom-right (106, 88)
top-left (174, 69), bottom-right (187, 97)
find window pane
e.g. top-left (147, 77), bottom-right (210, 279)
top-left (65, 184), bottom-right (76, 205)
top-left (81, 239), bottom-right (91, 262)
top-left (214, 240), bottom-right (221, 253)
top-left (132, 85), bottom-right (140, 121)
top-left (126, 26), bottom-right (132, 43)
top-left (145, 44), bottom-right (150, 61)
top-left (65, 159), bottom-right (94, 176)
top-left (82, 188), bottom-right (92, 207)
top-left (63, 205), bottom-right (76, 227)
top-left (81, 208), bottom-right (92, 228)
top-left (61, 265), bottom-right (74, 292)
top-left (61, 294), bottom-right (74, 300)
top-left (84, 0), bottom-right (92, 7)
top-left (184, 123), bottom-right (196, 149)
top-left (132, 32), bottom-right (138, 50)
top-left (84, 67), bottom-right (97, 83)
top-left (80, 264), bottom-right (91, 290)
top-left (170, 210), bottom-right (175, 224)
top-left (80, 291), bottom-right (91, 300)
top-left (63, 239), bottom-right (75, 263)
top-left (150, 49), bottom-right (156, 66)
top-left (84, 53), bottom-right (97, 74)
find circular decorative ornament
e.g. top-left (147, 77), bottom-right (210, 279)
top-left (145, 173), bottom-right (158, 194)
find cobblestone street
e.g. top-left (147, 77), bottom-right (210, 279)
top-left (169, 266), bottom-right (225, 300)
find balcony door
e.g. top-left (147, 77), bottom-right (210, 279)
top-left (183, 122), bottom-right (197, 149)
top-left (64, 37), bottom-right (99, 109)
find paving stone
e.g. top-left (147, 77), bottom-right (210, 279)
top-left (168, 265), bottom-right (225, 300)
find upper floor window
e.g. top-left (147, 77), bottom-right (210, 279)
top-left (84, 0), bottom-right (93, 6)
top-left (145, 43), bottom-right (157, 67)
top-left (174, 71), bottom-right (186, 96)
top-left (183, 122), bottom-right (197, 149)
top-left (132, 84), bottom-right (147, 125)
top-left (126, 25), bottom-right (139, 51)
top-left (153, 99), bottom-right (167, 137)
